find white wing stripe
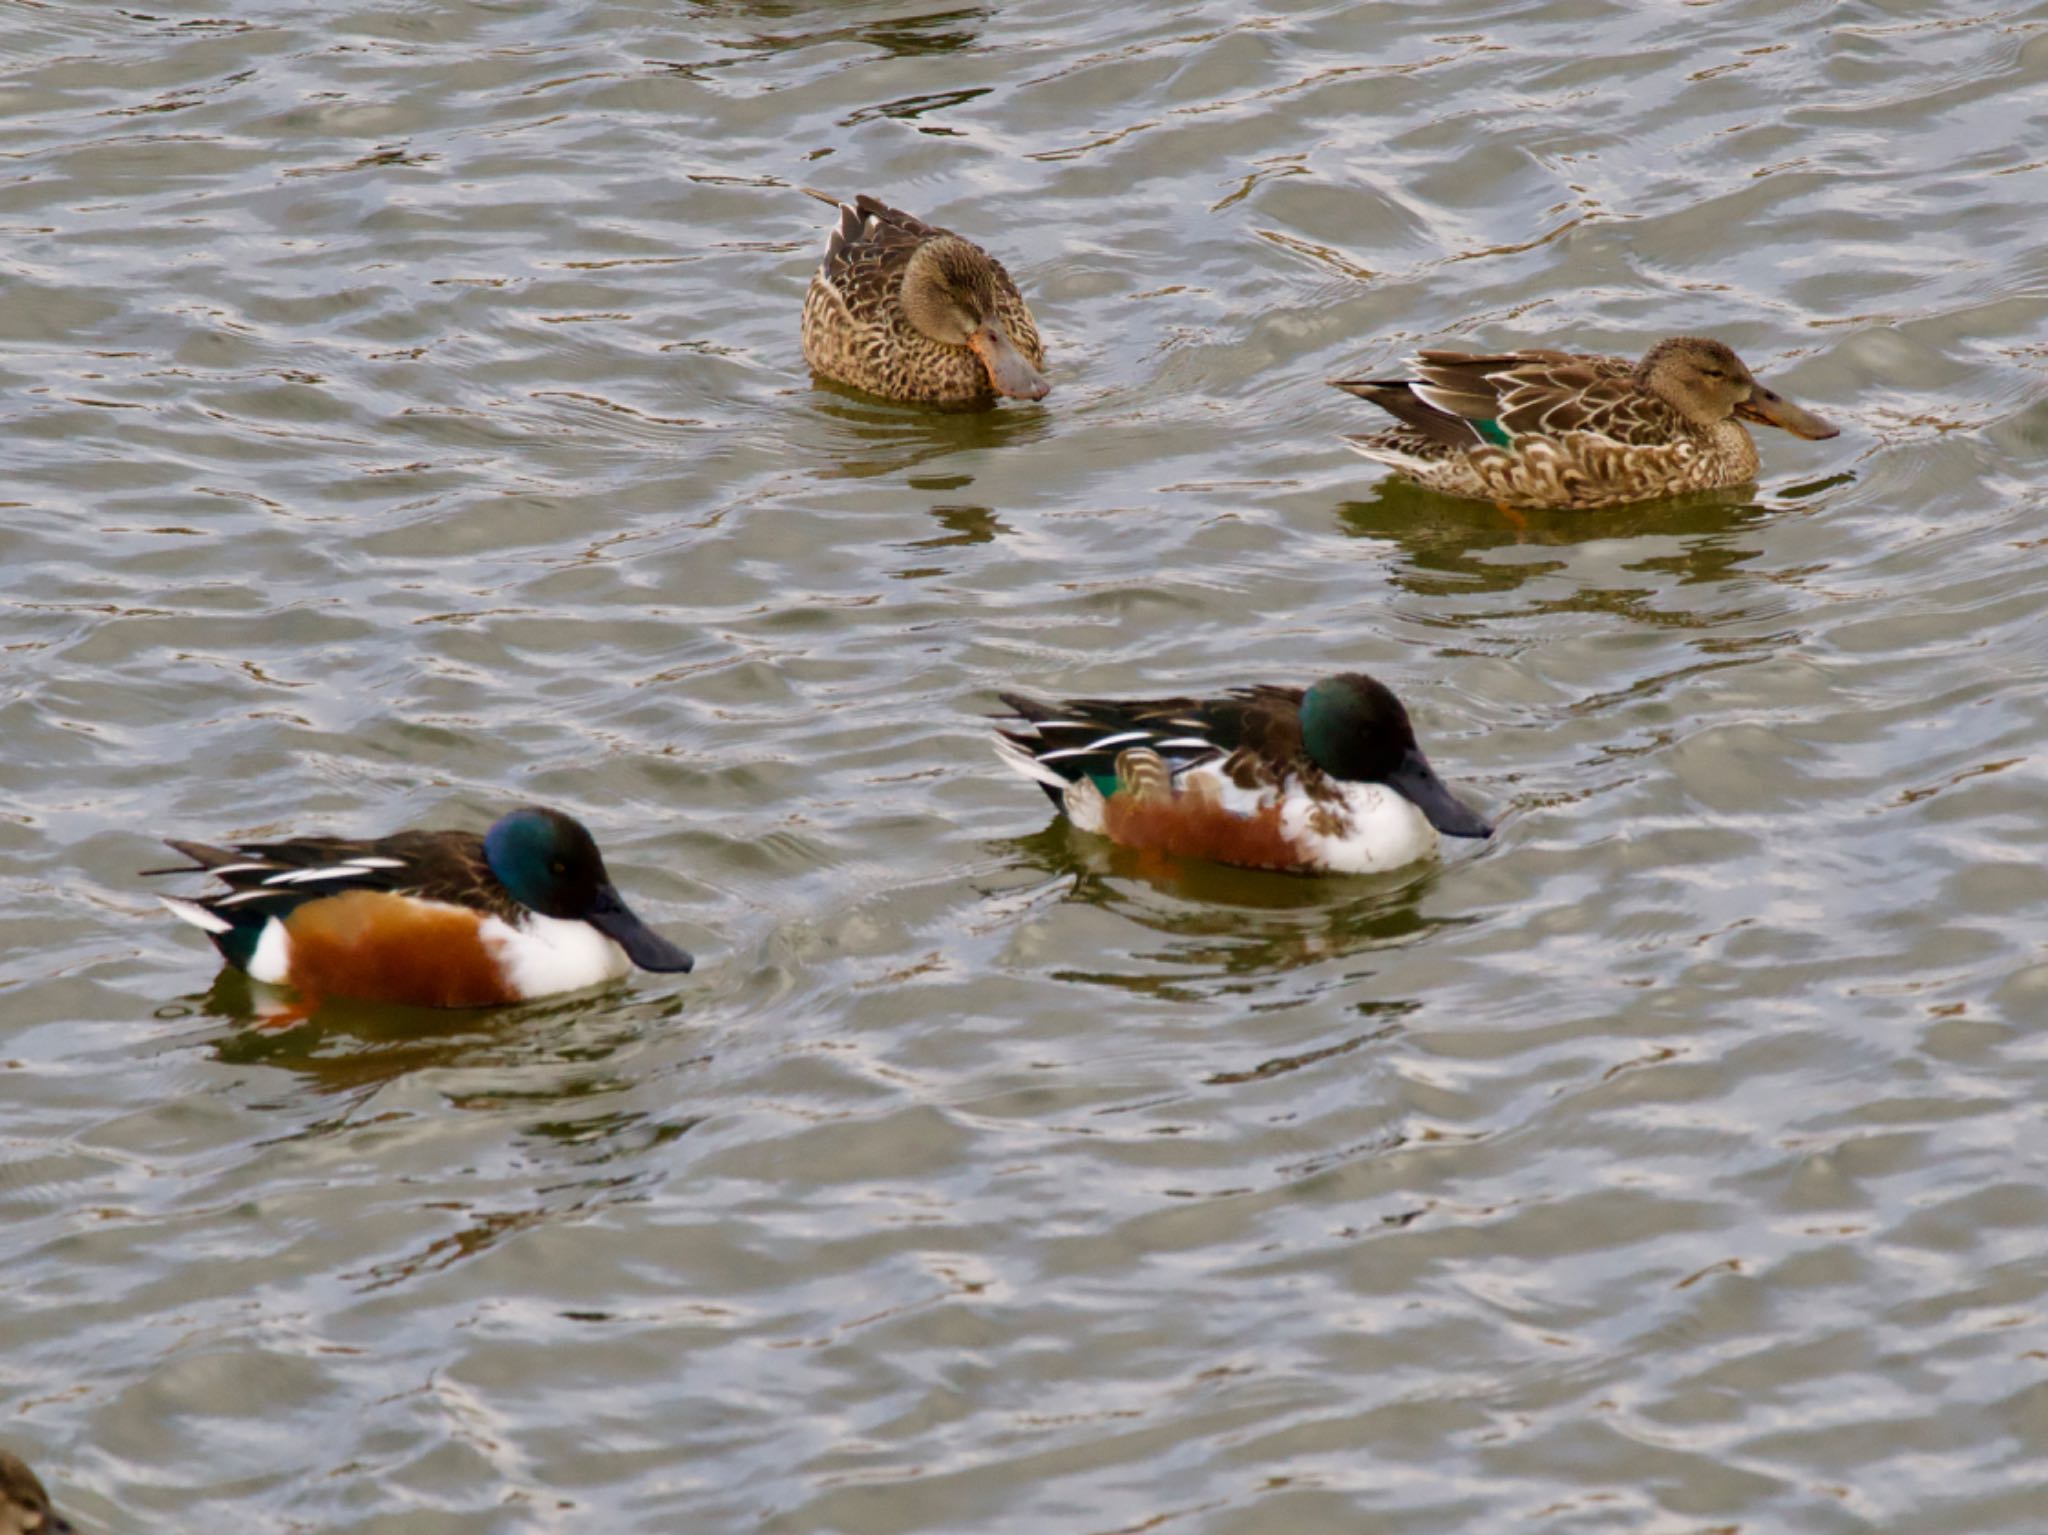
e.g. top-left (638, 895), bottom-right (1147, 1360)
top-left (993, 736), bottom-right (1068, 790)
top-left (159, 895), bottom-right (232, 934)
top-left (1413, 384), bottom-right (1474, 416)
top-left (261, 866), bottom-right (374, 886)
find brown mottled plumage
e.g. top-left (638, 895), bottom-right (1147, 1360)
top-left (799, 191), bottom-right (1047, 407)
top-left (1332, 337), bottom-right (1838, 510)
top-left (0, 1448), bottom-right (72, 1535)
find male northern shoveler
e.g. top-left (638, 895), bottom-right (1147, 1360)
top-left (0, 1447), bottom-right (72, 1535)
top-left (149, 807), bottom-right (693, 1009)
top-left (1331, 336), bottom-right (1838, 510)
top-left (799, 189), bottom-right (1048, 406)
top-left (994, 672), bottom-right (1492, 875)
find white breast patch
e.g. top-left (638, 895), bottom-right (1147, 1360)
top-left (480, 914), bottom-right (631, 999)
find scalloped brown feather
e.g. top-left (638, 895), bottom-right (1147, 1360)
top-left (1334, 342), bottom-right (1777, 509)
top-left (0, 1448), bottom-right (70, 1535)
top-left (800, 193), bottom-right (1044, 406)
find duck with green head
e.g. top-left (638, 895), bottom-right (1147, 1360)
top-left (996, 672), bottom-right (1492, 875)
top-left (150, 806), bottom-right (693, 1010)
top-left (800, 190), bottom-right (1048, 407)
top-left (1332, 336), bottom-right (1838, 510)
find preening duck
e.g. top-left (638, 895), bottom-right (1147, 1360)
top-left (0, 1447), bottom-right (72, 1535)
top-left (800, 190), bottom-right (1048, 406)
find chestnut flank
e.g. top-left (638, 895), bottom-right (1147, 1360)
top-left (1100, 790), bottom-right (1307, 872)
top-left (282, 890), bottom-right (520, 1007)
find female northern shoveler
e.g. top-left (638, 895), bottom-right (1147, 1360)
top-left (149, 807), bottom-right (693, 1008)
top-left (799, 189), bottom-right (1048, 406)
top-left (0, 1447), bottom-right (71, 1535)
top-left (995, 672), bottom-right (1492, 875)
top-left (1331, 336), bottom-right (1838, 510)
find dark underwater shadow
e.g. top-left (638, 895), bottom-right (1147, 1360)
top-left (803, 378), bottom-right (1054, 480)
top-left (888, 503), bottom-right (1014, 580)
top-left (997, 822), bottom-right (1480, 990)
top-left (1335, 474), bottom-right (1782, 599)
top-left (183, 973), bottom-right (709, 1290)
top-left (686, 2), bottom-right (989, 58)
top-left (174, 969), bottom-right (693, 1100)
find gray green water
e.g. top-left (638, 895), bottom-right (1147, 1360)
top-left (5, 1), bottom-right (2048, 1530)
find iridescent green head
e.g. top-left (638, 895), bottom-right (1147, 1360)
top-left (1300, 674), bottom-right (1492, 839)
top-left (484, 808), bottom-right (694, 972)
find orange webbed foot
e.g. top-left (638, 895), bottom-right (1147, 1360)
top-left (251, 993), bottom-right (320, 1030)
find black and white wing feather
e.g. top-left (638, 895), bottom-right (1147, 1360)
top-left (145, 830), bottom-right (521, 927)
top-left (994, 687), bottom-right (1308, 803)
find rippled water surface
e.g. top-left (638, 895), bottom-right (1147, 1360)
top-left (6, 1), bottom-right (2048, 1529)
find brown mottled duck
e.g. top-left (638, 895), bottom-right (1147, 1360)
top-left (0, 1448), bottom-right (72, 1535)
top-left (1332, 337), bottom-right (1837, 510)
top-left (800, 190), bottom-right (1047, 407)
